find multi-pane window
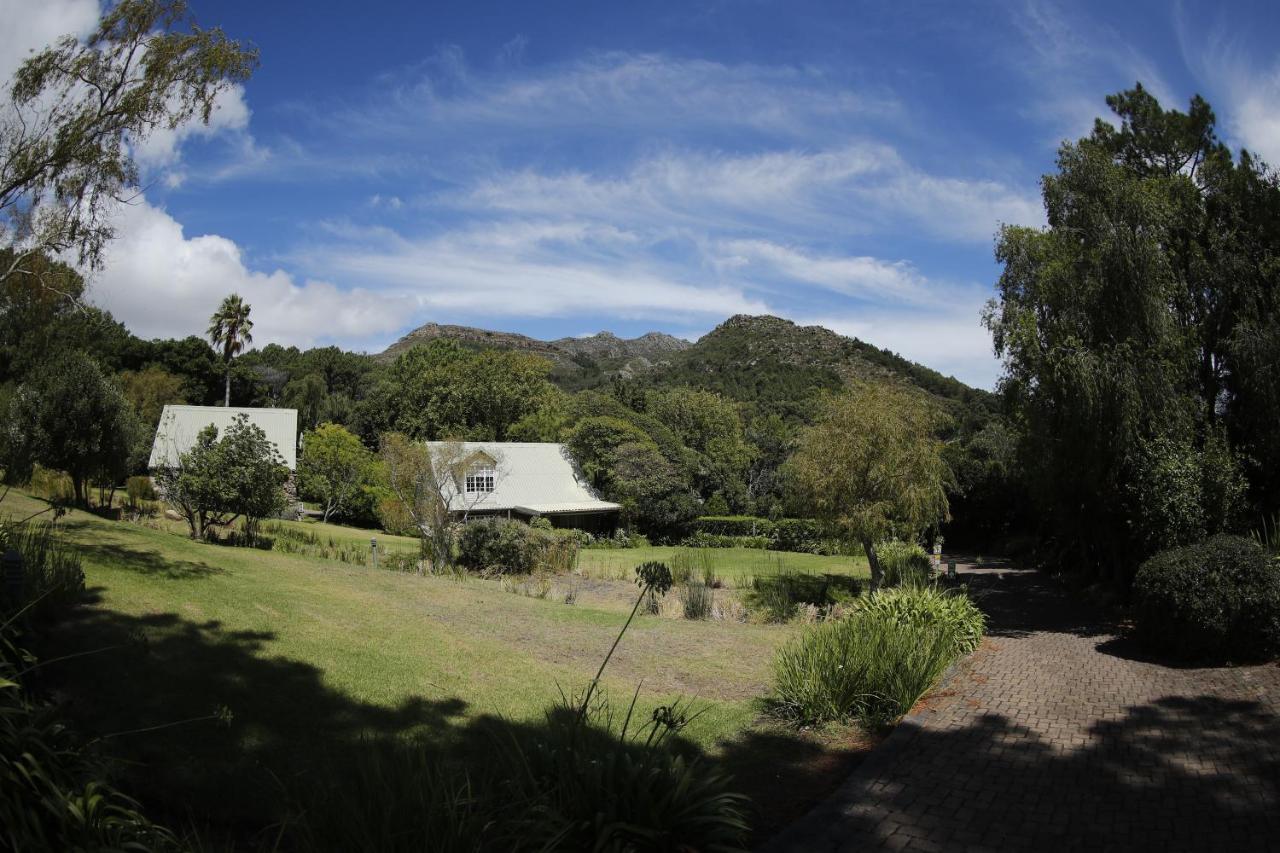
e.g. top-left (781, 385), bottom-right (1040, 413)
top-left (465, 464), bottom-right (495, 494)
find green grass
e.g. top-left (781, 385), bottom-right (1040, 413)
top-left (2, 491), bottom-right (865, 841)
top-left (579, 545), bottom-right (868, 582)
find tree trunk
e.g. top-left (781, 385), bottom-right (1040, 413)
top-left (72, 473), bottom-right (86, 508)
top-left (864, 539), bottom-right (883, 591)
top-left (224, 365), bottom-right (232, 407)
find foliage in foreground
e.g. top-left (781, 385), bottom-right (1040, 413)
top-left (1133, 535), bottom-right (1280, 661)
top-left (772, 585), bottom-right (984, 727)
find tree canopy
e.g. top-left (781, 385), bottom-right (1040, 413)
top-left (984, 84), bottom-right (1280, 577)
top-left (784, 382), bottom-right (953, 588)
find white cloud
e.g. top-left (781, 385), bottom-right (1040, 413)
top-left (296, 218), bottom-right (771, 323)
top-left (337, 51), bottom-right (899, 143)
top-left (710, 239), bottom-right (932, 303)
top-left (1177, 16), bottom-right (1280, 166)
top-left (1012, 0), bottom-right (1179, 143)
top-left (88, 197), bottom-right (414, 351)
top-left (0, 0), bottom-right (98, 85)
top-left (453, 145), bottom-right (1041, 244)
top-left (129, 85), bottom-right (253, 171)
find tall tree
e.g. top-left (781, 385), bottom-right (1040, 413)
top-left (784, 383), bottom-right (953, 589)
top-left (9, 352), bottom-right (138, 505)
top-left (0, 0), bottom-right (257, 287)
top-left (298, 423), bottom-right (375, 523)
top-left (984, 85), bottom-right (1278, 577)
top-left (207, 293), bottom-right (253, 406)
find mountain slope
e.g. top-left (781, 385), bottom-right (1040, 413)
top-left (638, 315), bottom-right (994, 419)
top-left (376, 323), bottom-right (691, 388)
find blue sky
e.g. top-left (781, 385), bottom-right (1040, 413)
top-left (7, 0), bottom-right (1280, 387)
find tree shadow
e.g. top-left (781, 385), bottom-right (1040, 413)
top-left (765, 693), bottom-right (1280, 852)
top-left (38, 583), bottom-right (867, 849)
top-left (949, 561), bottom-right (1117, 641)
top-left (72, 541), bottom-right (225, 579)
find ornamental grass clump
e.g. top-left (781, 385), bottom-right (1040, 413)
top-left (772, 586), bottom-right (985, 728)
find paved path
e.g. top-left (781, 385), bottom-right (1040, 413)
top-left (764, 561), bottom-right (1280, 853)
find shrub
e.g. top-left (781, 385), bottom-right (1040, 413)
top-left (854, 585), bottom-right (986, 657)
top-left (1133, 535), bottom-right (1280, 660)
top-left (678, 581), bottom-right (714, 619)
top-left (456, 520), bottom-right (581, 575)
top-left (690, 515), bottom-right (776, 538)
top-left (670, 547), bottom-right (712, 584)
top-left (582, 530), bottom-right (649, 549)
top-left (877, 539), bottom-right (933, 588)
top-left (125, 475), bottom-right (157, 504)
top-left (681, 531), bottom-right (771, 549)
top-left (26, 465), bottom-right (74, 503)
top-left (772, 586), bottom-right (983, 727)
top-left (0, 519), bottom-right (85, 621)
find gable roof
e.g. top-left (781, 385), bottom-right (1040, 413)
top-left (149, 405), bottom-right (299, 471)
top-left (425, 441), bottom-right (620, 515)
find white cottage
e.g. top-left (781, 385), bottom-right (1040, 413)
top-left (428, 441), bottom-right (620, 534)
top-left (149, 405), bottom-right (299, 470)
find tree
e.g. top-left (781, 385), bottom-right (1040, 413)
top-left (367, 341), bottom-right (562, 441)
top-left (208, 294), bottom-right (253, 406)
top-left (983, 85), bottom-right (1280, 577)
top-left (0, 0), bottom-right (257, 286)
top-left (10, 351), bottom-right (138, 505)
top-left (378, 434), bottom-right (500, 569)
top-left (784, 383), bottom-right (953, 589)
top-left (298, 423), bottom-right (375, 523)
top-left (154, 414), bottom-right (287, 540)
top-left (120, 366), bottom-right (187, 429)
top-left (645, 388), bottom-right (755, 509)
top-left (285, 372), bottom-right (327, 432)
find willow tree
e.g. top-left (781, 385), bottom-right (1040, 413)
top-left (207, 293), bottom-right (253, 406)
top-left (786, 382), bottom-right (953, 589)
top-left (0, 0), bottom-right (258, 287)
top-left (983, 85), bottom-right (1277, 576)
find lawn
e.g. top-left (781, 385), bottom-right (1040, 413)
top-left (11, 492), bottom-right (872, 842)
top-left (578, 544), bottom-right (868, 581)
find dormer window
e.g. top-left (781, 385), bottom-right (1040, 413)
top-left (465, 462), bottom-right (495, 493)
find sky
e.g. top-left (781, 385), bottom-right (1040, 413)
top-left (4, 0), bottom-right (1280, 388)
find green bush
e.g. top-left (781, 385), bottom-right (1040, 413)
top-left (690, 515), bottom-right (776, 538)
top-left (456, 520), bottom-right (581, 575)
top-left (581, 530), bottom-right (649, 549)
top-left (1133, 535), bottom-right (1280, 660)
top-left (26, 466), bottom-right (74, 503)
top-left (125, 475), bottom-right (157, 504)
top-left (854, 585), bottom-right (986, 657)
top-left (678, 581), bottom-right (714, 619)
top-left (681, 531), bottom-right (770, 549)
top-left (0, 519), bottom-right (85, 621)
top-left (746, 569), bottom-right (860, 623)
top-left (772, 586), bottom-right (985, 727)
top-left (877, 539), bottom-right (933, 588)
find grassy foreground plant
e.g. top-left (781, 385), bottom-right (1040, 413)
top-left (772, 586), bottom-right (985, 727)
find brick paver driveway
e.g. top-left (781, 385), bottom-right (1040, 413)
top-left (763, 561), bottom-right (1280, 852)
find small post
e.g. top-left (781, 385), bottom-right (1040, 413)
top-left (370, 537), bottom-right (378, 571)
top-left (2, 549), bottom-right (24, 608)
top-left (946, 559), bottom-right (957, 581)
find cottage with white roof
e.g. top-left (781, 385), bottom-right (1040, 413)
top-left (427, 441), bottom-right (620, 533)
top-left (149, 405), bottom-right (299, 471)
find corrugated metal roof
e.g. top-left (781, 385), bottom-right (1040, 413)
top-left (149, 405), bottom-right (299, 470)
top-left (425, 441), bottom-right (620, 515)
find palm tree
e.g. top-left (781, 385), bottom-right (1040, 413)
top-left (207, 293), bottom-right (254, 406)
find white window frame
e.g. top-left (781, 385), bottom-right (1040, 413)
top-left (465, 463), bottom-right (496, 494)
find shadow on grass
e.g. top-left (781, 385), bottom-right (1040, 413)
top-left (38, 584), bottom-right (864, 849)
top-left (72, 540), bottom-right (226, 580)
top-left (744, 572), bottom-right (863, 621)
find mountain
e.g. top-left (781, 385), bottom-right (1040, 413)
top-left (638, 315), bottom-right (995, 420)
top-left (376, 323), bottom-right (692, 388)
top-left (378, 315), bottom-right (991, 418)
